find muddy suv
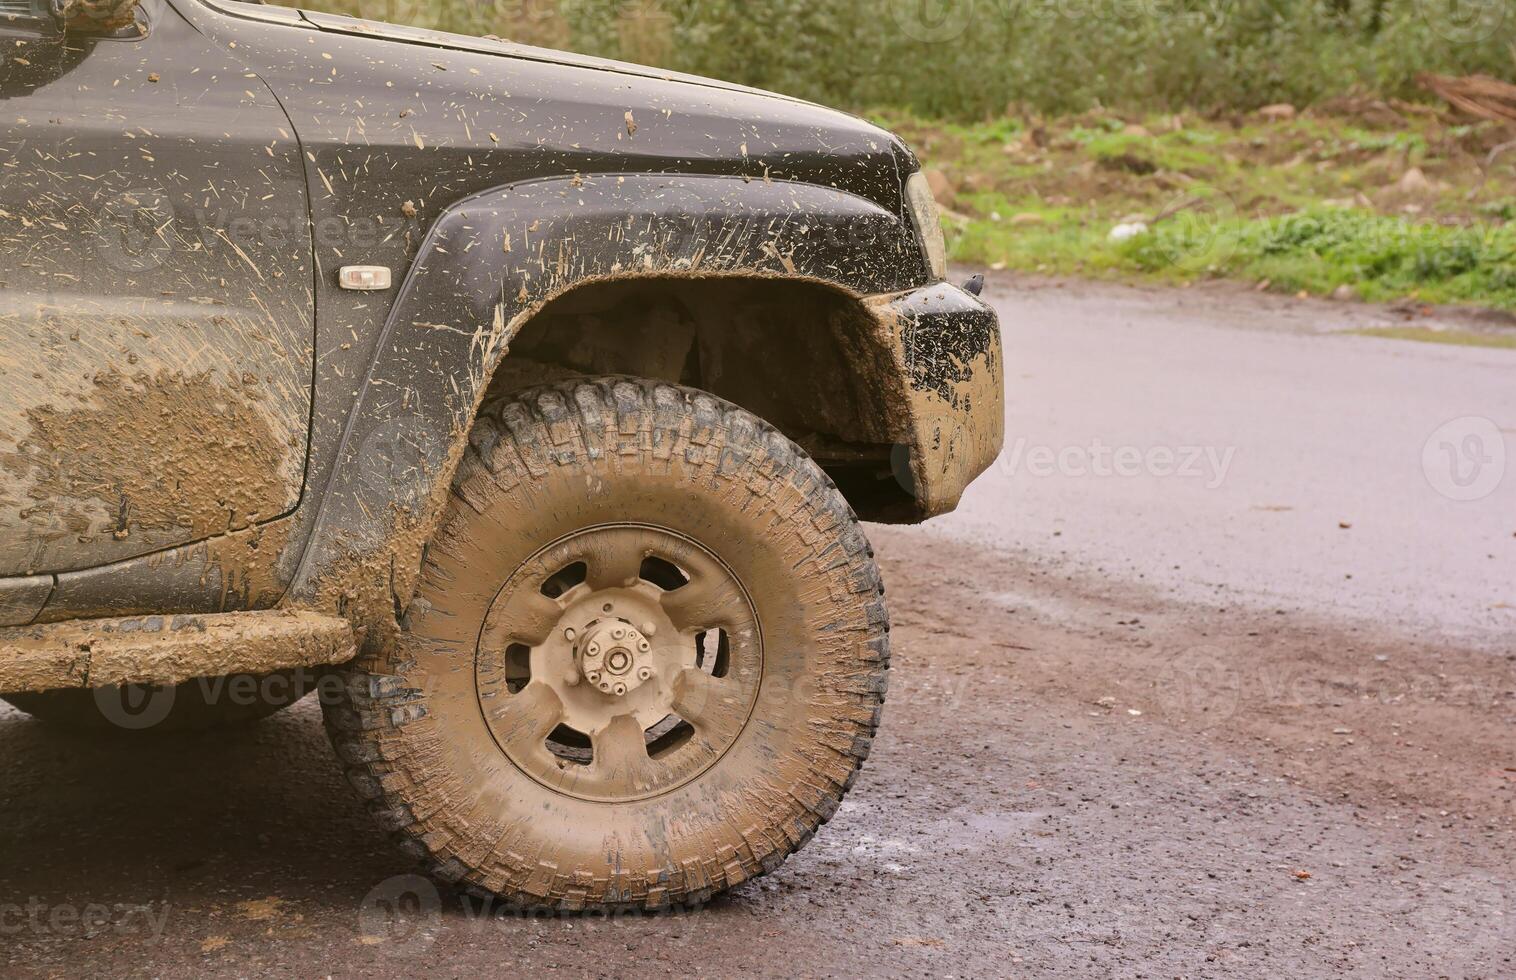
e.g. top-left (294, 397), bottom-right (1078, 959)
top-left (1, 0), bottom-right (1003, 909)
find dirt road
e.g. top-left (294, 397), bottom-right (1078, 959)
top-left (1, 276), bottom-right (1511, 977)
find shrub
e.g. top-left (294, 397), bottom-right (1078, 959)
top-left (301, 0), bottom-right (1515, 120)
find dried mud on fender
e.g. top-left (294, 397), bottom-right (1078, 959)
top-left (865, 287), bottom-right (1004, 516)
top-left (2, 369), bottom-right (292, 551)
top-left (0, 290), bottom-right (311, 578)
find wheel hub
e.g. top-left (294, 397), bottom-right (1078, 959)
top-left (573, 619), bottom-right (656, 697)
top-left (474, 524), bottom-right (764, 803)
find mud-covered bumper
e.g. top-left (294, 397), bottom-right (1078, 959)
top-left (866, 282), bottom-right (1005, 519)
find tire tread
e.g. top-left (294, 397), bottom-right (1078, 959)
top-left (323, 377), bottom-right (888, 911)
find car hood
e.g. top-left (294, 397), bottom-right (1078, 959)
top-left (285, 6), bottom-right (919, 205)
top-left (194, 0), bottom-right (920, 246)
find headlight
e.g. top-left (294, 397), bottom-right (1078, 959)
top-left (905, 171), bottom-right (948, 281)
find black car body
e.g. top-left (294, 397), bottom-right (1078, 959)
top-left (0, 0), bottom-right (1003, 910)
top-left (1, 0), bottom-right (1002, 637)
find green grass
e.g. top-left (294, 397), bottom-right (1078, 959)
top-left (1121, 209), bottom-right (1516, 307)
top-left (950, 198), bottom-right (1516, 312)
top-left (1351, 327), bottom-right (1516, 349)
top-left (877, 110), bottom-right (1516, 310)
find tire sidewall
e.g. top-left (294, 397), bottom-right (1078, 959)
top-left (395, 383), bottom-right (881, 893)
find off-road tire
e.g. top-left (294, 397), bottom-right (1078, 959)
top-left (323, 377), bottom-right (889, 910)
top-left (2, 668), bottom-right (318, 732)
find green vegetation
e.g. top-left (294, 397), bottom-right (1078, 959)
top-left (1352, 327), bottom-right (1516, 348)
top-left (880, 109), bottom-right (1516, 308)
top-left (299, 0), bottom-right (1513, 120)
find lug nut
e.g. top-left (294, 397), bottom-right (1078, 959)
top-left (613, 683), bottom-right (627, 696)
top-left (587, 643), bottom-right (599, 655)
top-left (638, 639), bottom-right (650, 652)
top-left (611, 627), bottom-right (625, 640)
top-left (637, 666), bottom-right (653, 681)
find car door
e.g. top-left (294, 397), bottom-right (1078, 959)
top-left (0, 0), bottom-right (313, 579)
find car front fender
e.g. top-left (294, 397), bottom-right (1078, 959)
top-left (288, 173), bottom-right (932, 640)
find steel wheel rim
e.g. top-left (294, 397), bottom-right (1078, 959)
top-left (475, 523), bottom-right (763, 803)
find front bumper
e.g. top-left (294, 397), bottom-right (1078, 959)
top-left (866, 281), bottom-right (1005, 518)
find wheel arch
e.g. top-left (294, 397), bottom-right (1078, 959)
top-left (289, 173), bottom-right (929, 647)
top-left (483, 274), bottom-right (924, 516)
